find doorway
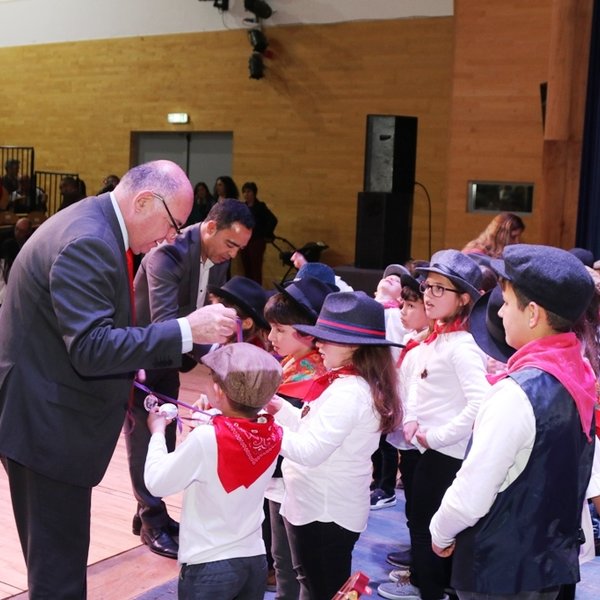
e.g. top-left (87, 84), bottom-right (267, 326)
top-left (130, 132), bottom-right (233, 193)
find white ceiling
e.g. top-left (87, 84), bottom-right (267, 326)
top-left (0, 0), bottom-right (453, 48)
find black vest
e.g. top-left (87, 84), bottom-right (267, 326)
top-left (452, 368), bottom-right (595, 594)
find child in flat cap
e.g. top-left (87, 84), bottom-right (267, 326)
top-left (430, 244), bottom-right (597, 599)
top-left (144, 343), bottom-right (283, 600)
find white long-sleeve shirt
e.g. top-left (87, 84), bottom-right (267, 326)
top-left (276, 374), bottom-right (380, 533)
top-left (145, 424), bottom-right (276, 566)
top-left (407, 331), bottom-right (490, 458)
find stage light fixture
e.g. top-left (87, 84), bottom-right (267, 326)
top-left (248, 28), bottom-right (268, 53)
top-left (248, 52), bottom-right (265, 80)
top-left (244, 0), bottom-right (272, 20)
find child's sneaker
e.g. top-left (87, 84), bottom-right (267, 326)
top-left (389, 568), bottom-right (411, 582)
top-left (370, 488), bottom-right (397, 510)
top-left (377, 580), bottom-right (421, 599)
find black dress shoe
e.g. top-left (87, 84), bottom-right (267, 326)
top-left (166, 516), bottom-right (180, 538)
top-left (132, 514), bottom-right (142, 536)
top-left (140, 526), bottom-right (179, 559)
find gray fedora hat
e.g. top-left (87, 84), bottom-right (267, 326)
top-left (416, 249), bottom-right (482, 301)
top-left (294, 291), bottom-right (404, 346)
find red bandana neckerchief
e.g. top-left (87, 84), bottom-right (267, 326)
top-left (212, 413), bottom-right (283, 493)
top-left (303, 365), bottom-right (358, 402)
top-left (382, 300), bottom-right (401, 309)
top-left (487, 332), bottom-right (596, 442)
top-left (423, 319), bottom-right (467, 345)
top-left (277, 349), bottom-right (327, 400)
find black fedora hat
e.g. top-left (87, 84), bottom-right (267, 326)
top-left (294, 291), bottom-right (404, 346)
top-left (208, 276), bottom-right (269, 330)
top-left (469, 283), bottom-right (515, 363)
top-left (416, 249), bottom-right (482, 301)
top-left (274, 276), bottom-right (334, 323)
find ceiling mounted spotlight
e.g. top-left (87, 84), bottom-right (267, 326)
top-left (244, 0), bottom-right (272, 20)
top-left (248, 28), bottom-right (268, 53)
top-left (249, 52), bottom-right (265, 80)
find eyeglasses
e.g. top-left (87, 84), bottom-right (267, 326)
top-left (419, 281), bottom-right (461, 298)
top-left (153, 193), bottom-right (182, 235)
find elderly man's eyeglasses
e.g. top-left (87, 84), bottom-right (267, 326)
top-left (153, 193), bottom-right (182, 235)
top-left (419, 281), bottom-right (461, 298)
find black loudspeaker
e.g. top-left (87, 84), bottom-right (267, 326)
top-left (354, 192), bottom-right (413, 269)
top-left (364, 115), bottom-right (418, 194)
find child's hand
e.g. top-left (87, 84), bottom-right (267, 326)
top-left (193, 393), bottom-right (211, 411)
top-left (264, 394), bottom-right (283, 415)
top-left (147, 408), bottom-right (171, 434)
top-left (403, 420), bottom-right (418, 442)
top-left (415, 427), bottom-right (430, 449)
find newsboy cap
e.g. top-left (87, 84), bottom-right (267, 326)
top-left (201, 343), bottom-right (282, 409)
top-left (490, 244), bottom-right (594, 324)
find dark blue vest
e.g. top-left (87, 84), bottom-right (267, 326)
top-left (451, 368), bottom-right (595, 594)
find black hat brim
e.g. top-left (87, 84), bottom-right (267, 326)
top-left (469, 289), bottom-right (515, 364)
top-left (293, 323), bottom-right (404, 347)
top-left (208, 284), bottom-right (270, 330)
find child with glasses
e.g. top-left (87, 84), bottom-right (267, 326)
top-left (378, 249), bottom-right (490, 600)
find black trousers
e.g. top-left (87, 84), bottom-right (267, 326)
top-left (6, 458), bottom-right (92, 599)
top-left (371, 434), bottom-right (399, 496)
top-left (125, 368), bottom-right (178, 528)
top-left (284, 518), bottom-right (360, 600)
top-left (410, 449), bottom-right (462, 600)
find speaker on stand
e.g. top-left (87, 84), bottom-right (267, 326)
top-left (355, 115), bottom-right (418, 269)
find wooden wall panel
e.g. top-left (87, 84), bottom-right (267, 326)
top-left (0, 18), bottom-right (453, 283)
top-left (444, 1), bottom-right (553, 250)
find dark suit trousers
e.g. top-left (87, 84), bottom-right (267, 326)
top-left (125, 368), bottom-right (178, 528)
top-left (6, 458), bottom-right (91, 599)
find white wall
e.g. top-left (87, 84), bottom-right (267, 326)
top-left (0, 0), bottom-right (453, 47)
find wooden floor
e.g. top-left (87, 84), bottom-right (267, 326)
top-left (3, 365), bottom-right (600, 599)
top-left (0, 366), bottom-right (215, 600)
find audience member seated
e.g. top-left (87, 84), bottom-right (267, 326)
top-left (462, 212), bottom-right (525, 259)
top-left (59, 176), bottom-right (85, 210)
top-left (2, 159), bottom-right (20, 194)
top-left (10, 175), bottom-right (48, 213)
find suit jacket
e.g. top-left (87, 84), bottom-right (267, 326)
top-left (134, 222), bottom-right (229, 326)
top-left (0, 194), bottom-right (183, 487)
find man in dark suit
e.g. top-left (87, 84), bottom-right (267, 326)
top-left (0, 160), bottom-right (238, 599)
top-left (128, 198), bottom-right (255, 558)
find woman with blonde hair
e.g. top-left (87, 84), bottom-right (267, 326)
top-left (462, 212), bottom-right (525, 258)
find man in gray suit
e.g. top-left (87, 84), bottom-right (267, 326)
top-left (128, 198), bottom-right (254, 558)
top-left (0, 160), bottom-right (238, 599)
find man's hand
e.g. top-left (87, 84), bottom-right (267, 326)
top-left (432, 541), bottom-right (455, 557)
top-left (186, 303), bottom-right (237, 344)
